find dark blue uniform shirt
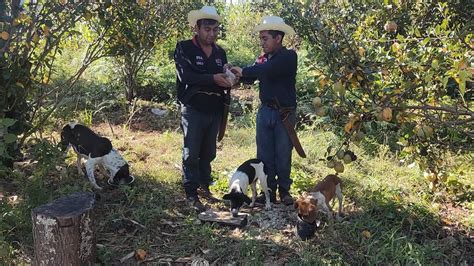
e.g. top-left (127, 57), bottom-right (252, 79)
top-left (174, 37), bottom-right (228, 113)
top-left (242, 47), bottom-right (297, 107)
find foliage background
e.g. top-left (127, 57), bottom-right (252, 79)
top-left (0, 0), bottom-right (472, 264)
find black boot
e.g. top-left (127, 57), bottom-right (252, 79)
top-left (186, 196), bottom-right (207, 212)
top-left (255, 191), bottom-right (276, 204)
top-left (279, 190), bottom-right (294, 206)
top-left (198, 186), bottom-right (220, 203)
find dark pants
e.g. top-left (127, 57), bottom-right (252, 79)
top-left (180, 105), bottom-right (221, 198)
top-left (256, 105), bottom-right (295, 197)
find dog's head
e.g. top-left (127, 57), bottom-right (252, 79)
top-left (223, 189), bottom-right (251, 217)
top-left (108, 163), bottom-right (135, 186)
top-left (59, 124), bottom-right (74, 151)
top-left (294, 195), bottom-right (318, 224)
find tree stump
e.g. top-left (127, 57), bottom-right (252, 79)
top-left (32, 192), bottom-right (96, 266)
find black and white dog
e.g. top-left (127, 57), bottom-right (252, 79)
top-left (59, 123), bottom-right (134, 190)
top-left (223, 159), bottom-right (271, 217)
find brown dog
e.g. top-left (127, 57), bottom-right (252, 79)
top-left (294, 174), bottom-right (343, 226)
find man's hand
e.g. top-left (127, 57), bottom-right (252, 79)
top-left (230, 66), bottom-right (243, 78)
top-left (213, 73), bottom-right (232, 88)
top-left (223, 63), bottom-right (233, 72)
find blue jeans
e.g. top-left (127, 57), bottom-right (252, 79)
top-left (256, 105), bottom-right (295, 196)
top-left (180, 105), bottom-right (221, 198)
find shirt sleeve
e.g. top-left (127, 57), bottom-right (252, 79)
top-left (174, 42), bottom-right (215, 86)
top-left (242, 50), bottom-right (297, 79)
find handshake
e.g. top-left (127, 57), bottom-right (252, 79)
top-left (213, 63), bottom-right (243, 88)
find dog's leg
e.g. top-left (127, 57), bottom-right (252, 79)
top-left (249, 182), bottom-right (257, 208)
top-left (97, 164), bottom-right (112, 183)
top-left (85, 158), bottom-right (102, 190)
top-left (76, 153), bottom-right (84, 176)
top-left (335, 183), bottom-right (343, 221)
top-left (320, 202), bottom-right (335, 233)
top-left (259, 175), bottom-right (271, 210)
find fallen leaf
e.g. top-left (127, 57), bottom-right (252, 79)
top-left (135, 249), bottom-right (147, 261)
top-left (362, 230), bottom-right (372, 239)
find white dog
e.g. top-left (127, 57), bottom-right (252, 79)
top-left (223, 159), bottom-right (271, 217)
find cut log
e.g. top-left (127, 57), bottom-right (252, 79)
top-left (198, 209), bottom-right (247, 227)
top-left (32, 192), bottom-right (96, 266)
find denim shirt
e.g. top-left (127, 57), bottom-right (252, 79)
top-left (242, 47), bottom-right (297, 108)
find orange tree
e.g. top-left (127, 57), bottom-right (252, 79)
top-left (85, 0), bottom-right (201, 102)
top-left (280, 1), bottom-right (473, 191)
top-left (0, 0), bottom-right (110, 170)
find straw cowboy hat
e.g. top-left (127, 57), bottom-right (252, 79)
top-left (254, 16), bottom-right (296, 36)
top-left (187, 6), bottom-right (222, 27)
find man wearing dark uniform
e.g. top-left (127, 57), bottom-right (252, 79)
top-left (174, 6), bottom-right (232, 212)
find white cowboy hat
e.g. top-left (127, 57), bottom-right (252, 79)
top-left (254, 16), bottom-right (296, 36)
top-left (187, 6), bottom-right (222, 27)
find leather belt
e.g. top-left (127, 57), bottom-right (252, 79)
top-left (197, 91), bottom-right (221, 97)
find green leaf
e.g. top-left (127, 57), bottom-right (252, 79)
top-left (4, 133), bottom-right (17, 144)
top-left (459, 80), bottom-right (466, 95)
top-left (421, 37), bottom-right (430, 46)
top-left (396, 34), bottom-right (405, 42)
top-left (442, 76), bottom-right (449, 88)
top-left (415, 28), bottom-right (421, 38)
top-left (1, 118), bottom-right (16, 127)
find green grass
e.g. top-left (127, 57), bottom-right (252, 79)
top-left (1, 109), bottom-right (472, 264)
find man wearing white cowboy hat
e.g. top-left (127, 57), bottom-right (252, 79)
top-left (174, 5), bottom-right (233, 212)
top-left (231, 16), bottom-right (298, 206)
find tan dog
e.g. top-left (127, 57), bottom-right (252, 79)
top-left (294, 174), bottom-right (343, 226)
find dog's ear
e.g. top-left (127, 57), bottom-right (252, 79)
top-left (294, 197), bottom-right (304, 209)
top-left (223, 193), bottom-right (232, 200)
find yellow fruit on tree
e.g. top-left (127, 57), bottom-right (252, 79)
top-left (382, 107), bottom-right (392, 122)
top-left (1, 31), bottom-right (9, 40)
top-left (354, 131), bottom-right (365, 142)
top-left (334, 162), bottom-right (344, 173)
top-left (84, 11), bottom-right (92, 21)
top-left (384, 21), bottom-right (398, 32)
top-left (376, 112), bottom-right (384, 121)
top-left (315, 107), bottom-right (327, 117)
top-left (417, 125), bottom-right (434, 139)
top-left (343, 154), bottom-right (352, 164)
top-left (137, 0), bottom-right (147, 6)
top-left (327, 160), bottom-right (335, 168)
top-left (312, 97), bottom-right (322, 108)
top-left (336, 150), bottom-right (345, 160)
top-left (396, 112), bottom-right (405, 123)
top-left (60, 0), bottom-right (67, 5)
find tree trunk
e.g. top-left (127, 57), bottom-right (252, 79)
top-left (123, 55), bottom-right (137, 103)
top-left (32, 192), bottom-right (96, 266)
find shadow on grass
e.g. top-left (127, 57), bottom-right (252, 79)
top-left (92, 173), bottom-right (302, 265)
top-left (3, 135), bottom-right (472, 265)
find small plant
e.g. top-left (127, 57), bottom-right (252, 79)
top-left (79, 109), bottom-right (93, 127)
